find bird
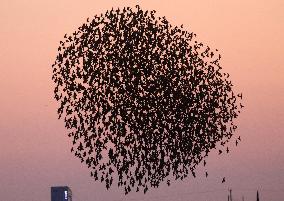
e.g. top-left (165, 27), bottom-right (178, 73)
top-left (237, 93), bottom-right (243, 99)
top-left (226, 147), bottom-right (229, 153)
top-left (167, 180), bottom-right (170, 186)
top-left (205, 172), bottom-right (208, 178)
top-left (218, 54), bottom-right (221, 60)
top-left (222, 177), bottom-right (226, 183)
top-left (218, 150), bottom-right (222, 155)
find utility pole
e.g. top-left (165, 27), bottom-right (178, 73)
top-left (228, 189), bottom-right (232, 201)
top-left (257, 190), bottom-right (259, 201)
top-left (242, 195), bottom-right (244, 201)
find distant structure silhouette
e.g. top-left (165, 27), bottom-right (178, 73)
top-left (51, 186), bottom-right (72, 201)
top-left (257, 190), bottom-right (260, 201)
top-left (228, 189), bottom-right (232, 201)
top-left (52, 5), bottom-right (243, 194)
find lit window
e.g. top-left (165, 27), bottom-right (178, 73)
top-left (64, 191), bottom-right (67, 199)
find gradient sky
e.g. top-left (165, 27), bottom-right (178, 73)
top-left (0, 0), bottom-right (283, 201)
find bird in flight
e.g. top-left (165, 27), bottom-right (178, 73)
top-left (237, 93), bottom-right (243, 99)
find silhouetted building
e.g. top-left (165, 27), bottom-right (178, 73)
top-left (51, 186), bottom-right (72, 201)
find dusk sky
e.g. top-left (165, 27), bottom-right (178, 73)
top-left (0, 0), bottom-right (284, 201)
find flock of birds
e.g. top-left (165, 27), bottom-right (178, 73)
top-left (52, 5), bottom-right (243, 194)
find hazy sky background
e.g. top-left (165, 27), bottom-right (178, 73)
top-left (0, 0), bottom-right (283, 201)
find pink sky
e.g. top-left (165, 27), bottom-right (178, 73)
top-left (0, 0), bottom-right (283, 201)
